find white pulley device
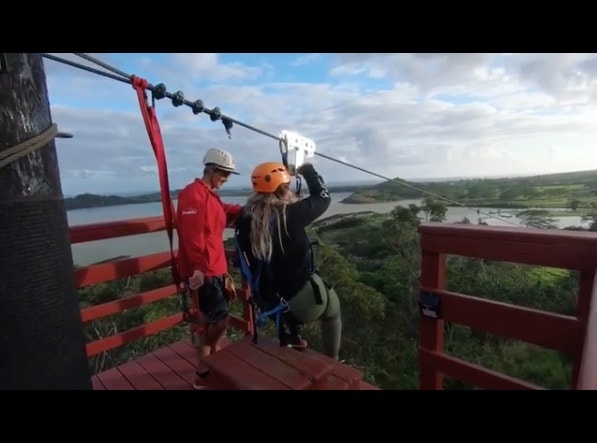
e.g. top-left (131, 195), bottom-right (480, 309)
top-left (279, 130), bottom-right (316, 175)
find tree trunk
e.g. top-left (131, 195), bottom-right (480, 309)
top-left (0, 53), bottom-right (92, 389)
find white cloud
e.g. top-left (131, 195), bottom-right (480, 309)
top-left (167, 53), bottom-right (265, 82)
top-left (32, 52), bottom-right (597, 196)
top-left (290, 53), bottom-right (322, 66)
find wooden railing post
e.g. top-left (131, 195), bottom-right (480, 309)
top-left (418, 250), bottom-right (447, 389)
top-left (573, 269), bottom-right (597, 389)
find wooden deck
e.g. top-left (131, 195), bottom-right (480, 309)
top-left (91, 337), bottom-right (380, 390)
top-left (92, 338), bottom-right (211, 390)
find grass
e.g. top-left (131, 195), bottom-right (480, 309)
top-left (526, 266), bottom-right (569, 285)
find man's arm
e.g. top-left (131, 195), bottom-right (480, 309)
top-left (223, 202), bottom-right (243, 228)
top-left (177, 190), bottom-right (208, 273)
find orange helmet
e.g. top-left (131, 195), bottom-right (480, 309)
top-left (251, 162), bottom-right (291, 194)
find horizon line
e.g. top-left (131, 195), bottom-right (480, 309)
top-left (62, 167), bottom-right (597, 198)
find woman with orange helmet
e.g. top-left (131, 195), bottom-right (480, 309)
top-left (235, 161), bottom-right (342, 360)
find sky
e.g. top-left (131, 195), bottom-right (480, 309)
top-left (42, 53), bottom-right (597, 196)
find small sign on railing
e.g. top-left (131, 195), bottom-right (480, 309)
top-left (419, 291), bottom-right (441, 319)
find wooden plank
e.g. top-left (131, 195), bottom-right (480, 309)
top-left (80, 284), bottom-right (177, 323)
top-left (224, 340), bottom-right (316, 389)
top-left (92, 338), bottom-right (229, 391)
top-left (86, 313), bottom-right (183, 357)
top-left (422, 287), bottom-right (584, 356)
top-left (572, 269), bottom-right (597, 388)
top-left (153, 345), bottom-right (199, 388)
top-left (115, 359), bottom-right (165, 390)
top-left (168, 340), bottom-right (201, 368)
top-left (321, 374), bottom-right (350, 390)
top-left (254, 338), bottom-right (336, 388)
top-left (419, 348), bottom-right (544, 390)
top-left (96, 366), bottom-right (135, 390)
top-left (325, 362), bottom-right (363, 390)
top-left (243, 338), bottom-right (364, 391)
top-left (91, 375), bottom-right (106, 390)
top-left (419, 223), bottom-right (597, 271)
top-left (203, 346), bottom-right (291, 390)
top-left (419, 222), bottom-right (597, 244)
top-left (358, 380), bottom-right (381, 390)
top-left (70, 216), bottom-right (167, 244)
top-left (85, 314), bottom-right (244, 361)
top-left (168, 337), bottom-right (232, 368)
top-left (75, 251), bottom-right (173, 288)
top-left (134, 351), bottom-right (190, 390)
top-left (168, 338), bottom-right (234, 389)
top-left (577, 271), bottom-right (597, 389)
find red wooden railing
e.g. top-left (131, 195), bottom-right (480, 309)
top-left (70, 217), bottom-right (253, 358)
top-left (70, 216), bottom-right (597, 389)
top-left (418, 223), bottom-right (597, 390)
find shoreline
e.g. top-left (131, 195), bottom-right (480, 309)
top-left (339, 199), bottom-right (588, 213)
top-left (66, 194), bottom-right (590, 217)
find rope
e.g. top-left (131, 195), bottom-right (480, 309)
top-left (0, 124), bottom-right (58, 169)
top-left (42, 53), bottom-right (527, 228)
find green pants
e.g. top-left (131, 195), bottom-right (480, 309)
top-left (288, 273), bottom-right (342, 360)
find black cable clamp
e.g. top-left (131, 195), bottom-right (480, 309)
top-left (152, 83), bottom-right (167, 100)
top-left (210, 107), bottom-right (222, 122)
top-left (191, 99), bottom-right (204, 115)
top-left (171, 90), bottom-right (184, 107)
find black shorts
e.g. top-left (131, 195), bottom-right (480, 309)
top-left (197, 275), bottom-right (230, 324)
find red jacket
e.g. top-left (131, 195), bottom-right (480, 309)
top-left (176, 179), bottom-right (242, 277)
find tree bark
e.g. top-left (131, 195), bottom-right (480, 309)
top-left (0, 53), bottom-right (92, 389)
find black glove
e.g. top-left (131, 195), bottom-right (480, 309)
top-left (297, 163), bottom-right (315, 176)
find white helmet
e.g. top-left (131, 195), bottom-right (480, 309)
top-left (203, 148), bottom-right (239, 175)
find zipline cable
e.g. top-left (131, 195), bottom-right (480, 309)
top-left (73, 53), bottom-right (132, 81)
top-left (43, 52), bottom-right (528, 228)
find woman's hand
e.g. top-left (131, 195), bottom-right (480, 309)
top-left (297, 163), bottom-right (314, 175)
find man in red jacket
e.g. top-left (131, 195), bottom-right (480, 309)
top-left (176, 147), bottom-right (243, 389)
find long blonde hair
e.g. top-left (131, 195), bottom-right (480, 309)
top-left (246, 185), bottom-right (295, 262)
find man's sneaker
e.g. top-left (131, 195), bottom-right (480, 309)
top-left (279, 333), bottom-right (308, 350)
top-left (193, 370), bottom-right (210, 390)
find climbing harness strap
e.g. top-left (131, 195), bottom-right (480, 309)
top-left (130, 76), bottom-right (191, 318)
top-left (234, 220), bottom-right (292, 344)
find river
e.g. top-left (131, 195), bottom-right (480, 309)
top-left (67, 192), bottom-right (589, 266)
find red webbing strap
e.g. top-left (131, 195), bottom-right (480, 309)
top-left (131, 75), bottom-right (181, 287)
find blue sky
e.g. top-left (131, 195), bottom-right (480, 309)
top-left (42, 52), bottom-right (597, 196)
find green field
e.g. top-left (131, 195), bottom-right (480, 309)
top-left (343, 169), bottom-right (597, 211)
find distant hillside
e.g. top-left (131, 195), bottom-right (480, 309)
top-left (342, 169), bottom-right (597, 209)
top-left (64, 184), bottom-right (366, 211)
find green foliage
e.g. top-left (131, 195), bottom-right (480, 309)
top-left (443, 325), bottom-right (572, 390)
top-left (342, 168), bottom-right (597, 211)
top-left (311, 202), bottom-right (580, 390)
